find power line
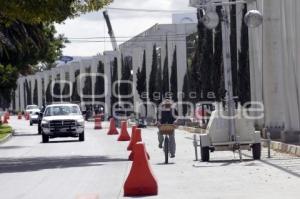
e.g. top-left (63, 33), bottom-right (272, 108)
top-left (67, 33), bottom-right (196, 40)
top-left (107, 7), bottom-right (195, 13)
top-left (68, 39), bottom-right (189, 43)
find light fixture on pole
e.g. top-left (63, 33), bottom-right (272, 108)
top-left (244, 10), bottom-right (263, 28)
top-left (202, 11), bottom-right (220, 29)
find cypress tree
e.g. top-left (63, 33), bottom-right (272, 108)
top-left (170, 46), bottom-right (178, 102)
top-left (213, 6), bottom-right (225, 101)
top-left (238, 5), bottom-right (251, 105)
top-left (45, 79), bottom-right (52, 104)
top-left (120, 56), bottom-right (133, 103)
top-left (149, 44), bottom-right (158, 103)
top-left (25, 80), bottom-right (32, 105)
top-left (95, 61), bottom-right (105, 103)
top-left (156, 63), bottom-right (163, 103)
top-left (53, 74), bottom-right (61, 102)
top-left (162, 37), bottom-right (170, 97)
top-left (62, 78), bottom-right (70, 102)
top-left (82, 67), bottom-right (92, 102)
top-left (230, 3), bottom-right (238, 97)
top-left (33, 79), bottom-right (38, 105)
top-left (199, 28), bottom-right (213, 101)
top-left (71, 70), bottom-right (80, 103)
top-left (111, 57), bottom-right (119, 113)
top-left (136, 50), bottom-right (147, 115)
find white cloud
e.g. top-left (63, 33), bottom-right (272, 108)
top-left (55, 0), bottom-right (196, 56)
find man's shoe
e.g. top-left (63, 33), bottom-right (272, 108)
top-left (158, 143), bottom-right (163, 149)
top-left (170, 154), bottom-right (175, 158)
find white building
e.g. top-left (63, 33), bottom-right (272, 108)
top-left (13, 23), bottom-right (197, 119)
top-left (248, 0), bottom-right (300, 141)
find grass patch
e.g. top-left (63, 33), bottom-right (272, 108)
top-left (0, 125), bottom-right (12, 140)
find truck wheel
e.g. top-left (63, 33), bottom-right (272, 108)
top-left (42, 134), bottom-right (49, 143)
top-left (201, 147), bottom-right (210, 162)
top-left (30, 121), bottom-right (33, 126)
top-left (79, 132), bottom-right (85, 142)
top-left (252, 143), bottom-right (261, 160)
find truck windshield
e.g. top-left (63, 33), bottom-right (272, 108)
top-left (44, 106), bottom-right (81, 116)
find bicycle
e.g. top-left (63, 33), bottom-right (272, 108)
top-left (159, 124), bottom-right (176, 164)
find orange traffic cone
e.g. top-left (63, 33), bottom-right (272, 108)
top-left (3, 115), bottom-right (8, 124)
top-left (127, 125), bottom-right (137, 151)
top-left (128, 128), bottom-right (150, 161)
top-left (5, 112), bottom-right (10, 120)
top-left (94, 114), bottom-right (102, 130)
top-left (107, 118), bottom-right (119, 135)
top-left (124, 142), bottom-right (158, 196)
top-left (25, 112), bottom-right (29, 120)
top-left (117, 121), bottom-right (130, 141)
top-left (18, 112), bottom-right (22, 120)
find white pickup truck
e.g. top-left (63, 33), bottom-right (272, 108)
top-left (41, 104), bottom-right (85, 143)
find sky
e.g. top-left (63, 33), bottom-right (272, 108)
top-left (55, 0), bottom-right (196, 57)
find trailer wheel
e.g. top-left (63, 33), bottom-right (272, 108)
top-left (252, 143), bottom-right (261, 160)
top-left (201, 147), bottom-right (210, 162)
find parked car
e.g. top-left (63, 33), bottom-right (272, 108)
top-left (137, 118), bottom-right (147, 128)
top-left (40, 104), bottom-right (85, 143)
top-left (29, 111), bottom-right (40, 126)
top-left (25, 105), bottom-right (40, 114)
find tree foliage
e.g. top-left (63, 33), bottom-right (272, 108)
top-left (136, 50), bottom-right (147, 100)
top-left (110, 57), bottom-right (118, 113)
top-left (0, 64), bottom-right (18, 108)
top-left (170, 46), bottom-right (178, 102)
top-left (149, 44), bottom-right (158, 103)
top-left (45, 78), bottom-right (53, 104)
top-left (71, 70), bottom-right (81, 103)
top-left (53, 74), bottom-right (61, 102)
top-left (0, 0), bottom-right (111, 109)
top-left (238, 5), bottom-right (251, 105)
top-left (0, 0), bottom-right (113, 24)
top-left (82, 66), bottom-right (92, 101)
top-left (119, 55), bottom-right (133, 104)
top-left (0, 19), bottom-right (66, 108)
top-left (156, 63), bottom-right (163, 103)
top-left (95, 61), bottom-right (105, 103)
top-left (162, 38), bottom-right (170, 98)
top-left (230, 4), bottom-right (238, 97)
top-left (33, 79), bottom-right (38, 105)
top-left (0, 21), bottom-right (66, 73)
top-left (136, 50), bottom-right (147, 116)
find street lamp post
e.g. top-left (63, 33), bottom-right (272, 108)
top-left (190, 0), bottom-right (263, 159)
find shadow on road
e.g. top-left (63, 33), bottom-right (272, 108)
top-left (156, 162), bottom-right (176, 166)
top-left (0, 155), bottom-right (128, 173)
top-left (0, 146), bottom-right (29, 150)
top-left (13, 133), bottom-right (39, 137)
top-left (192, 159), bottom-right (256, 168)
top-left (42, 140), bottom-right (81, 144)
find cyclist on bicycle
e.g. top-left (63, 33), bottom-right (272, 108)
top-left (157, 99), bottom-right (177, 158)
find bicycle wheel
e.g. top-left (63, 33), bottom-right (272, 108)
top-left (164, 136), bottom-right (169, 164)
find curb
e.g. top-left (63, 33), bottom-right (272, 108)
top-left (263, 140), bottom-right (300, 157)
top-left (178, 126), bottom-right (206, 134)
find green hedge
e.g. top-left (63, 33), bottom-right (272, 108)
top-left (0, 125), bottom-right (12, 140)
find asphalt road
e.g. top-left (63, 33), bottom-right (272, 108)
top-left (0, 117), bottom-right (299, 199)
